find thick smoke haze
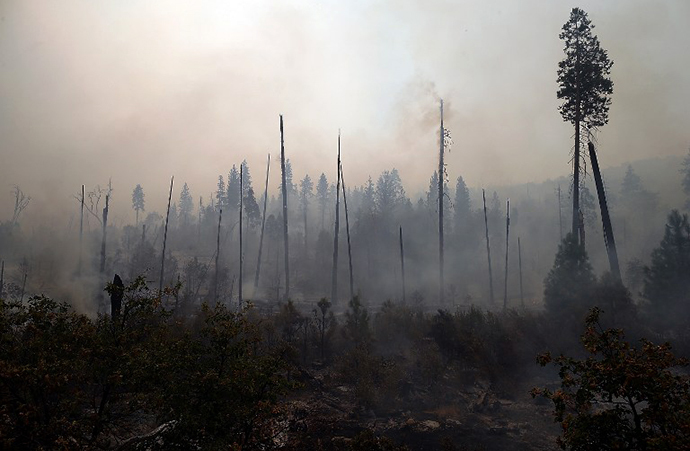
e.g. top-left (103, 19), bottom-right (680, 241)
top-left (0, 0), bottom-right (688, 222)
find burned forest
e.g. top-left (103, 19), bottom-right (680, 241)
top-left (2, 3), bottom-right (690, 450)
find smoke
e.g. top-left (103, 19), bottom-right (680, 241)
top-left (0, 0), bottom-right (688, 224)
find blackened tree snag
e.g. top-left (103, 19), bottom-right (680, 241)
top-left (280, 116), bottom-right (290, 302)
top-left (20, 273), bottom-right (27, 303)
top-left (503, 199), bottom-right (510, 310)
top-left (239, 165), bottom-right (244, 306)
top-left (399, 226), bottom-right (406, 303)
top-left (100, 194), bottom-right (109, 274)
top-left (340, 159), bottom-right (354, 302)
top-left (589, 141), bottom-right (621, 281)
top-left (558, 184), bottom-right (563, 241)
top-left (438, 99), bottom-right (445, 303)
top-left (214, 209), bottom-right (222, 305)
top-left (331, 132), bottom-right (341, 304)
top-left (518, 236), bottom-right (524, 308)
top-left (198, 196), bottom-right (202, 241)
top-left (78, 184), bottom-right (85, 275)
top-left (159, 176), bottom-right (174, 295)
top-left (483, 189), bottom-right (495, 304)
top-left (110, 274), bottom-right (124, 319)
top-left (254, 153), bottom-right (271, 294)
top-left (557, 7), bottom-right (613, 243)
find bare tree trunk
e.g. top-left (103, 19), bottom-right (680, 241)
top-left (141, 224), bottom-right (146, 246)
top-left (280, 116), bottom-right (290, 302)
top-left (579, 211), bottom-right (586, 248)
top-left (198, 196), bottom-right (202, 242)
top-left (214, 209), bottom-right (222, 305)
top-left (399, 226), bottom-right (406, 303)
top-left (159, 176), bottom-right (174, 295)
top-left (78, 184), bottom-right (85, 275)
top-left (239, 166), bottom-right (244, 306)
top-left (482, 189), bottom-right (495, 304)
top-left (340, 160), bottom-right (354, 302)
top-left (110, 274), bottom-right (124, 319)
top-left (254, 153), bottom-right (271, 295)
top-left (558, 185), bottom-right (563, 241)
top-left (573, 119), bottom-right (581, 242)
top-left (275, 244), bottom-right (281, 303)
top-left (303, 202), bottom-right (308, 257)
top-left (331, 132), bottom-right (341, 304)
top-left (0, 260), bottom-right (4, 299)
top-left (438, 99), bottom-right (445, 304)
top-left (100, 195), bottom-right (110, 274)
top-left (503, 199), bottom-right (510, 310)
top-left (228, 274), bottom-right (235, 305)
top-left (20, 273), bottom-right (27, 303)
top-left (518, 236), bottom-right (524, 308)
top-left (589, 141), bottom-right (621, 281)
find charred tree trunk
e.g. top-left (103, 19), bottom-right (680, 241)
top-left (20, 273), bottom-right (27, 303)
top-left (589, 141), bottom-right (621, 281)
top-left (331, 132), bottom-right (342, 304)
top-left (280, 116), bottom-right (290, 302)
top-left (254, 153), bottom-right (271, 295)
top-left (198, 196), bottom-right (202, 242)
top-left (214, 209), bottom-right (222, 305)
top-left (482, 189), bottom-right (495, 304)
top-left (100, 195), bottom-right (109, 274)
top-left (159, 176), bottom-right (174, 295)
top-left (239, 166), bottom-right (244, 306)
top-left (558, 184), bottom-right (563, 241)
top-left (503, 199), bottom-right (510, 310)
top-left (110, 274), bottom-right (124, 319)
top-left (518, 236), bottom-right (524, 308)
top-left (399, 226), bottom-right (406, 303)
top-left (579, 211), bottom-right (586, 248)
top-left (78, 184), bottom-right (85, 275)
top-left (438, 99), bottom-right (445, 303)
top-left (303, 201), bottom-right (308, 257)
top-left (573, 119), bottom-right (581, 242)
top-left (340, 160), bottom-right (354, 302)
top-left (0, 260), bottom-right (4, 299)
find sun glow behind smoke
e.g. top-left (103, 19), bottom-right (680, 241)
top-left (0, 0), bottom-right (688, 222)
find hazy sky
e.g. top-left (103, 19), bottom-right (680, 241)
top-left (1, 0), bottom-right (688, 223)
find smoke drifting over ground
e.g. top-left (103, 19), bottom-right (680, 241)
top-left (0, 0), bottom-right (688, 222)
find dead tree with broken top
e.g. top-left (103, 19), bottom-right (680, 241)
top-left (0, 260), bottom-right (4, 299)
top-left (100, 194), bottom-right (110, 274)
top-left (588, 141), bottom-right (621, 280)
top-left (518, 236), bottom-right (524, 308)
top-left (399, 226), bottom-right (406, 303)
top-left (331, 132), bottom-right (341, 304)
top-left (239, 165), bottom-right (244, 306)
top-left (438, 99), bottom-right (445, 303)
top-left (254, 153), bottom-right (271, 295)
top-left (503, 199), bottom-right (510, 310)
top-left (159, 176), bottom-right (174, 295)
top-left (280, 115), bottom-right (290, 301)
top-left (340, 158), bottom-right (354, 302)
top-left (78, 184), bottom-right (85, 275)
top-left (557, 184), bottom-right (563, 241)
top-left (482, 189), bottom-right (495, 304)
top-left (214, 209), bottom-right (222, 305)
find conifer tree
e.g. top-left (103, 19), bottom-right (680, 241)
top-left (132, 184), bottom-right (145, 225)
top-left (557, 7), bottom-right (613, 241)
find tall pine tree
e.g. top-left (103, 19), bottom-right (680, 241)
top-left (557, 8), bottom-right (613, 241)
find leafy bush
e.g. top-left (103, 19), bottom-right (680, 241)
top-left (0, 277), bottom-right (293, 450)
top-left (533, 307), bottom-right (690, 450)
